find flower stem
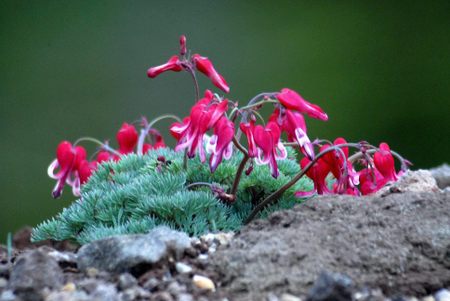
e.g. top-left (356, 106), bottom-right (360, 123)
top-left (229, 136), bottom-right (250, 196)
top-left (243, 143), bottom-right (364, 225)
top-left (137, 114), bottom-right (181, 155)
top-left (73, 137), bottom-right (121, 157)
top-left (186, 67), bottom-right (200, 101)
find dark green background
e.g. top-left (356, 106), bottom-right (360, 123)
top-left (1, 1), bottom-right (449, 239)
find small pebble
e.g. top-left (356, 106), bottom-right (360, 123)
top-left (192, 275), bottom-right (215, 292)
top-left (0, 290), bottom-right (16, 301)
top-left (177, 293), bottom-right (194, 301)
top-left (280, 293), bottom-right (302, 301)
top-left (423, 296), bottom-right (436, 301)
top-left (86, 267), bottom-right (99, 278)
top-left (61, 282), bottom-right (76, 292)
top-left (435, 289), bottom-right (450, 301)
top-left (152, 291), bottom-right (174, 301)
top-left (118, 273), bottom-right (137, 290)
top-left (198, 254), bottom-right (208, 261)
top-left (0, 278), bottom-right (7, 289)
top-left (167, 281), bottom-right (186, 295)
top-left (175, 262), bottom-right (193, 274)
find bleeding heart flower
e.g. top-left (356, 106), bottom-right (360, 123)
top-left (276, 88), bottom-right (328, 121)
top-left (147, 55), bottom-right (183, 78)
top-left (192, 54), bottom-right (230, 93)
top-left (170, 90), bottom-right (228, 161)
top-left (253, 121), bottom-right (287, 178)
top-left (48, 141), bottom-right (88, 198)
top-left (240, 120), bottom-right (258, 158)
top-left (359, 167), bottom-right (387, 195)
top-left (296, 156), bottom-right (331, 197)
top-left (117, 123), bottom-right (138, 154)
top-left (270, 108), bottom-right (315, 159)
top-left (206, 116), bottom-right (234, 172)
top-left (373, 142), bottom-right (398, 182)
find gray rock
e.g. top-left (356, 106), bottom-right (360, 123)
top-left (90, 282), bottom-right (119, 301)
top-left (430, 164), bottom-right (450, 189)
top-left (306, 272), bottom-right (353, 301)
top-left (0, 290), bottom-right (17, 301)
top-left (147, 226), bottom-right (192, 259)
top-left (177, 293), bottom-right (194, 301)
top-left (117, 273), bottom-right (137, 290)
top-left (435, 289), bottom-right (450, 301)
top-left (8, 249), bottom-right (63, 301)
top-left (45, 291), bottom-right (91, 301)
top-left (0, 278), bottom-right (7, 290)
top-left (77, 226), bottom-right (191, 274)
top-left (376, 170), bottom-right (439, 196)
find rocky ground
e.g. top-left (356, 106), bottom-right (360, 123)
top-left (0, 166), bottom-right (449, 301)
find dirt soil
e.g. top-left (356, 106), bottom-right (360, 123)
top-left (211, 191), bottom-right (450, 300)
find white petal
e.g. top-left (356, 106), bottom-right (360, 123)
top-left (47, 159), bottom-right (60, 179)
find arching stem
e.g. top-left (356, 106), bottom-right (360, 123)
top-left (244, 143), bottom-right (364, 224)
top-left (73, 137), bottom-right (121, 157)
top-left (137, 114), bottom-right (181, 155)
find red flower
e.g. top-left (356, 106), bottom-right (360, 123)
top-left (373, 142), bottom-right (398, 182)
top-left (206, 116), bottom-right (234, 172)
top-left (170, 90), bottom-right (228, 161)
top-left (96, 151), bottom-right (112, 163)
top-left (296, 156), bottom-right (331, 197)
top-left (240, 120), bottom-right (258, 158)
top-left (253, 121), bottom-right (287, 178)
top-left (359, 167), bottom-right (386, 195)
top-left (48, 141), bottom-right (88, 198)
top-left (270, 108), bottom-right (315, 159)
top-left (117, 123), bottom-right (138, 154)
top-left (192, 54), bottom-right (230, 93)
top-left (147, 55), bottom-right (183, 78)
top-left (276, 88), bottom-right (328, 121)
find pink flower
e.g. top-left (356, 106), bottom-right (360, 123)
top-left (117, 123), bottom-right (138, 154)
top-left (253, 121), bottom-right (287, 178)
top-left (192, 54), bottom-right (230, 93)
top-left (240, 120), bottom-right (258, 158)
top-left (359, 167), bottom-right (386, 195)
top-left (270, 108), bottom-right (315, 159)
top-left (170, 90), bottom-right (228, 161)
top-left (276, 88), bottom-right (328, 121)
top-left (147, 55), bottom-right (183, 78)
top-left (206, 116), bottom-right (234, 172)
top-left (296, 156), bottom-right (331, 197)
top-left (373, 142), bottom-right (398, 182)
top-left (48, 141), bottom-right (88, 198)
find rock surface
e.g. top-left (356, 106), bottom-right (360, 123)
top-left (211, 191), bottom-right (450, 300)
top-left (430, 164), bottom-right (450, 190)
top-left (77, 226), bottom-right (191, 274)
top-left (8, 249), bottom-right (63, 301)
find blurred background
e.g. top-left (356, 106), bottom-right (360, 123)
top-left (1, 1), bottom-right (449, 239)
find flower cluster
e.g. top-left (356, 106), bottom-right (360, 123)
top-left (48, 123), bottom-right (165, 198)
top-left (48, 35), bottom-right (409, 204)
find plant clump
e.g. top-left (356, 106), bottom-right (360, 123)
top-left (33, 36), bottom-right (409, 244)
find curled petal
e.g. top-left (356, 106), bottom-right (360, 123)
top-left (374, 142), bottom-right (398, 182)
top-left (47, 159), bottom-right (60, 179)
top-left (147, 55), bottom-right (183, 78)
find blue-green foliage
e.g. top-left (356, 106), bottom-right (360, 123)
top-left (32, 148), bottom-right (313, 244)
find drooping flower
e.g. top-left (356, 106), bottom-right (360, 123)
top-left (147, 55), bottom-right (183, 78)
top-left (117, 123), bottom-right (138, 154)
top-left (276, 88), bottom-right (328, 121)
top-left (296, 156), bottom-right (331, 197)
top-left (359, 167), bottom-right (386, 195)
top-left (252, 121), bottom-right (287, 178)
top-left (239, 120), bottom-right (258, 158)
top-left (270, 108), bottom-right (315, 159)
top-left (192, 54), bottom-right (230, 93)
top-left (170, 90), bottom-right (228, 161)
top-left (47, 141), bottom-right (88, 198)
top-left (206, 116), bottom-right (234, 172)
top-left (373, 142), bottom-right (398, 182)
top-left (147, 36), bottom-right (230, 94)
